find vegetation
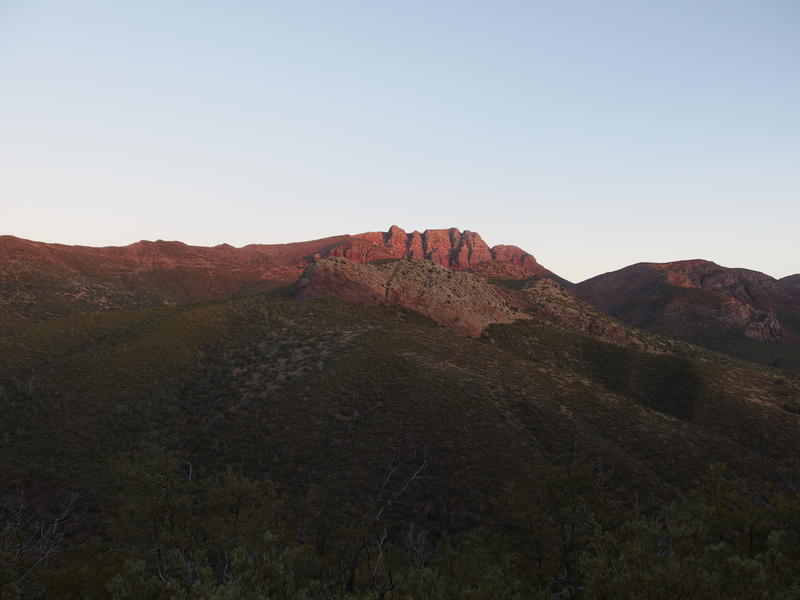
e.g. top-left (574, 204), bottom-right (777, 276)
top-left (2, 451), bottom-right (799, 599)
top-left (2, 291), bottom-right (799, 598)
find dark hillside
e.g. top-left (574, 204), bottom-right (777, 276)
top-left (3, 292), bottom-right (798, 515)
top-left (2, 251), bottom-right (800, 597)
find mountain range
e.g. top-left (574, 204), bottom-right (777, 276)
top-left (1, 225), bottom-right (799, 597)
top-left (0, 226), bottom-right (546, 322)
top-left (2, 226), bottom-right (797, 366)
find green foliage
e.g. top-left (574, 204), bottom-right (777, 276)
top-left (583, 464), bottom-right (800, 599)
top-left (777, 308), bottom-right (800, 338)
top-left (580, 341), bottom-right (702, 421)
top-left (487, 318), bottom-right (704, 421)
top-left (488, 278), bottom-right (529, 291)
top-left (3, 447), bottom-right (800, 599)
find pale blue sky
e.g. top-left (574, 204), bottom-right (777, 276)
top-left (1, 1), bottom-right (798, 282)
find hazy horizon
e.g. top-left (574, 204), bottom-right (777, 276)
top-left (2, 1), bottom-right (798, 282)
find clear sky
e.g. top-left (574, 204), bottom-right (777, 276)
top-left (1, 1), bottom-right (798, 282)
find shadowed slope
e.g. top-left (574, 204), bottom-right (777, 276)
top-left (3, 291), bottom-right (799, 519)
top-left (782, 273), bottom-right (800, 288)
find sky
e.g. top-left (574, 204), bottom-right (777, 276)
top-left (1, 1), bottom-right (798, 282)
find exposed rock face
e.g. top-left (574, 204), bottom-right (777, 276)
top-left (327, 225), bottom-right (549, 277)
top-left (0, 226), bottom-right (551, 321)
top-left (490, 245), bottom-right (543, 273)
top-left (575, 260), bottom-right (799, 344)
top-left (294, 257), bottom-right (530, 337)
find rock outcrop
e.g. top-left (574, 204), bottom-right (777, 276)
top-left (327, 226), bottom-right (549, 277)
top-left (294, 257), bottom-right (530, 337)
top-left (0, 226), bottom-right (551, 321)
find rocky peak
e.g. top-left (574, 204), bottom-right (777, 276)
top-left (326, 225), bottom-right (548, 277)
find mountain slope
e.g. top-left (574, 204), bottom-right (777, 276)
top-left (0, 227), bottom-right (549, 322)
top-left (3, 239), bottom-right (800, 596)
top-left (0, 234), bottom-right (348, 320)
top-left (574, 260), bottom-right (800, 369)
top-left (782, 273), bottom-right (800, 288)
top-left (295, 257), bottom-right (530, 336)
top-left (3, 286), bottom-right (799, 510)
top-left (2, 233), bottom-right (798, 500)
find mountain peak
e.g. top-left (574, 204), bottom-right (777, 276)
top-left (329, 225), bottom-right (549, 277)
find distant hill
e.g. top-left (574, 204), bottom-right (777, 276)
top-left (574, 259), bottom-right (800, 369)
top-left (782, 273), bottom-right (800, 288)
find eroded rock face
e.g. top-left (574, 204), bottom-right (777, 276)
top-left (326, 226), bottom-right (549, 277)
top-left (294, 257), bottom-right (530, 337)
top-left (0, 226), bottom-right (552, 321)
top-left (490, 245), bottom-right (543, 273)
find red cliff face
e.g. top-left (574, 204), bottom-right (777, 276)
top-left (0, 226), bottom-right (550, 322)
top-left (0, 226), bottom-right (546, 281)
top-left (327, 225), bottom-right (549, 276)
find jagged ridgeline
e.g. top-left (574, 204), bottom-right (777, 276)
top-left (0, 226), bottom-right (545, 324)
top-left (1, 226), bottom-right (799, 597)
